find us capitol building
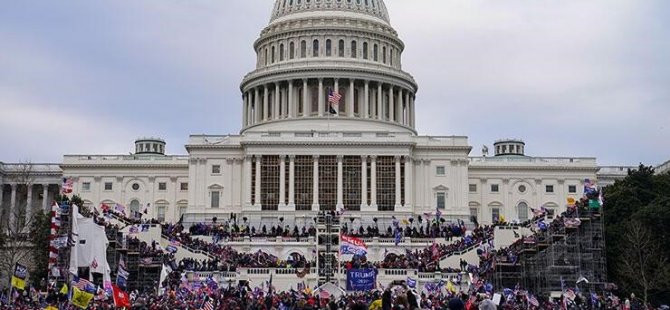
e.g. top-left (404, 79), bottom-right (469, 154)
top-left (1, 0), bottom-right (664, 230)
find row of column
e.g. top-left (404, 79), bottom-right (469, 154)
top-left (0, 183), bottom-right (55, 229)
top-left (242, 79), bottom-right (416, 128)
top-left (244, 155), bottom-right (413, 211)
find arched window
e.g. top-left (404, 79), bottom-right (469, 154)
top-left (373, 44), bottom-right (378, 61)
top-left (351, 40), bottom-right (357, 58)
top-left (310, 86), bottom-right (319, 115)
top-left (389, 48), bottom-right (393, 65)
top-left (300, 40), bottom-right (307, 58)
top-left (280, 43), bottom-right (285, 61)
top-left (338, 40), bottom-right (345, 57)
top-left (271, 46), bottom-right (275, 63)
top-left (289, 42), bottom-right (295, 59)
top-left (130, 200), bottom-right (140, 218)
top-left (312, 39), bottom-right (319, 57)
top-left (326, 39), bottom-right (332, 56)
top-left (363, 42), bottom-right (368, 59)
top-left (517, 202), bottom-right (529, 221)
top-left (382, 46), bottom-right (387, 63)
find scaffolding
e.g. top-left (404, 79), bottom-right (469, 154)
top-left (316, 212), bottom-right (340, 286)
top-left (113, 232), bottom-right (162, 293)
top-left (493, 207), bottom-right (607, 295)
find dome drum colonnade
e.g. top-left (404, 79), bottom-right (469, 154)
top-left (240, 0), bottom-right (417, 133)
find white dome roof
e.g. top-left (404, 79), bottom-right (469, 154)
top-left (271, 0), bottom-right (390, 24)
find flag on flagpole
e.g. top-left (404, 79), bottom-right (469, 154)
top-left (328, 89), bottom-right (341, 115)
top-left (112, 284), bottom-right (131, 308)
top-left (61, 177), bottom-right (74, 194)
top-left (70, 286), bottom-right (94, 309)
top-left (11, 263), bottom-right (28, 290)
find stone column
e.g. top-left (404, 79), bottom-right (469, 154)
top-left (334, 79), bottom-right (340, 114)
top-left (279, 155), bottom-right (286, 208)
top-left (274, 83), bottom-right (280, 119)
top-left (389, 86), bottom-right (395, 122)
top-left (424, 160), bottom-right (431, 210)
top-left (302, 79), bottom-right (308, 116)
top-left (404, 91), bottom-right (410, 126)
top-left (370, 156), bottom-right (377, 208)
top-left (363, 81), bottom-right (370, 119)
top-left (360, 156), bottom-right (368, 209)
top-left (404, 157), bottom-right (413, 208)
top-left (254, 155), bottom-right (262, 208)
top-left (395, 156), bottom-right (402, 209)
top-left (397, 89), bottom-right (404, 124)
top-left (376, 84), bottom-right (383, 120)
top-left (288, 80), bottom-right (294, 118)
top-left (348, 79), bottom-right (355, 117)
top-left (318, 78), bottom-right (324, 117)
top-left (26, 184), bottom-right (33, 223)
top-left (243, 92), bottom-right (249, 127)
top-left (312, 155), bottom-right (319, 209)
top-left (288, 155), bottom-right (296, 209)
top-left (336, 155), bottom-right (344, 210)
top-left (263, 85), bottom-right (269, 121)
top-left (254, 88), bottom-right (261, 123)
top-left (244, 155), bottom-right (252, 207)
top-left (10, 184), bottom-right (17, 230)
top-left (411, 94), bottom-right (416, 127)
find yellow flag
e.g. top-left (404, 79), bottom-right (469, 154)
top-left (401, 219), bottom-right (410, 225)
top-left (446, 280), bottom-right (457, 294)
top-left (71, 286), bottom-right (94, 309)
top-left (60, 284), bottom-right (68, 295)
top-left (567, 197), bottom-right (576, 206)
top-left (499, 215), bottom-right (506, 223)
top-left (11, 276), bottom-right (26, 290)
top-left (44, 306), bottom-right (58, 310)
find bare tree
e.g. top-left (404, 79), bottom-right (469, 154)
top-left (617, 220), bottom-right (670, 304)
top-left (0, 162), bottom-right (38, 287)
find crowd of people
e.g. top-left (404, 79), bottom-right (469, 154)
top-left (3, 275), bottom-right (660, 309)
top-left (342, 219), bottom-right (469, 241)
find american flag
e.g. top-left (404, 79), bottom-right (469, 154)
top-left (72, 276), bottom-right (95, 293)
top-left (61, 177), bottom-right (73, 194)
top-left (328, 89), bottom-right (341, 115)
top-left (527, 294), bottom-right (540, 307)
top-left (202, 299), bottom-right (214, 310)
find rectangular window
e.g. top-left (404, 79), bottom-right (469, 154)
top-left (180, 183), bottom-right (188, 191)
top-left (490, 184), bottom-right (499, 193)
top-left (211, 192), bottom-right (220, 209)
top-left (436, 192), bottom-right (446, 210)
top-left (82, 182), bottom-right (91, 191)
top-left (568, 185), bottom-right (577, 193)
top-left (546, 185), bottom-right (554, 193)
top-left (436, 166), bottom-right (446, 176)
top-left (212, 165), bottom-right (221, 174)
top-left (158, 182), bottom-right (167, 191)
top-left (157, 206), bottom-right (166, 222)
top-left (492, 208), bottom-right (500, 223)
top-left (104, 182), bottom-right (113, 191)
top-left (469, 184), bottom-right (477, 193)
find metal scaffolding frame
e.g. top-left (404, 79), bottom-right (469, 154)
top-left (493, 208), bottom-right (607, 295)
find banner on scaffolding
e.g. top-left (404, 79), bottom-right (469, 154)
top-left (340, 235), bottom-right (367, 256)
top-left (346, 268), bottom-right (377, 291)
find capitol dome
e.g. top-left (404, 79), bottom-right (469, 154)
top-left (240, 0), bottom-right (417, 135)
top-left (270, 0), bottom-right (390, 25)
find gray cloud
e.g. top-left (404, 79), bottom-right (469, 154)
top-left (0, 0), bottom-right (668, 166)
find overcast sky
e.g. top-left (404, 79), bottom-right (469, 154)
top-left (1, 0), bottom-right (668, 166)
